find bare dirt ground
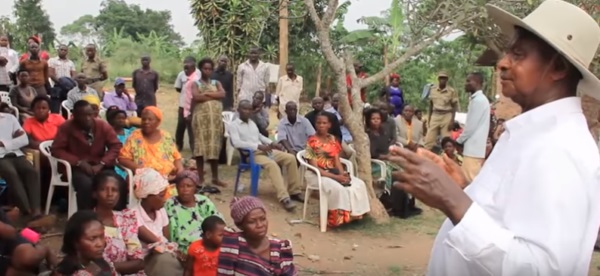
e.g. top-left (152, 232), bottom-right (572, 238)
top-left (38, 87), bottom-right (600, 276)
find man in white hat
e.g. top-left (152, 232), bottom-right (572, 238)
top-left (389, 0), bottom-right (600, 275)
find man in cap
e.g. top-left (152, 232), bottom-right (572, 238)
top-left (102, 78), bottom-right (136, 113)
top-left (424, 71), bottom-right (458, 150)
top-left (389, 0), bottom-right (600, 274)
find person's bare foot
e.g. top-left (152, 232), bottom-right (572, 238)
top-left (27, 214), bottom-right (56, 229)
top-left (212, 179), bottom-right (228, 187)
top-left (4, 206), bottom-right (19, 223)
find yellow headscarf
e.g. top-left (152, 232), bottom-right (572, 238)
top-left (82, 94), bottom-right (101, 107)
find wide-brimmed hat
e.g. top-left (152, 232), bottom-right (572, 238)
top-left (486, 0), bottom-right (600, 100)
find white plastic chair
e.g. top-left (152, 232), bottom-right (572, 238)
top-left (117, 164), bottom-right (138, 208)
top-left (39, 140), bottom-right (77, 218)
top-left (0, 91), bottom-right (10, 104)
top-left (296, 150), bottom-right (354, 232)
top-left (61, 100), bottom-right (71, 118)
top-left (222, 111), bottom-right (236, 166)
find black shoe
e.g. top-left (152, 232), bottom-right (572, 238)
top-left (280, 198), bottom-right (296, 212)
top-left (290, 193), bottom-right (304, 203)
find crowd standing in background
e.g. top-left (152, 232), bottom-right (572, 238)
top-left (0, 1), bottom-right (600, 274)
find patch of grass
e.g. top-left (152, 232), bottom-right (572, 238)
top-left (387, 266), bottom-right (403, 275)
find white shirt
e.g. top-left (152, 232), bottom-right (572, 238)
top-left (236, 60), bottom-right (270, 102)
top-left (428, 97), bottom-right (600, 276)
top-left (0, 113), bottom-right (28, 158)
top-left (228, 118), bottom-right (272, 150)
top-left (174, 69), bottom-right (201, 107)
top-left (48, 57), bottom-right (76, 79)
top-left (276, 74), bottom-right (303, 103)
top-left (456, 90), bottom-right (490, 158)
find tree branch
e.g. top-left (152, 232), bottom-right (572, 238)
top-left (321, 0), bottom-right (339, 27)
top-left (360, 13), bottom-right (479, 88)
top-left (303, 0), bottom-right (344, 74)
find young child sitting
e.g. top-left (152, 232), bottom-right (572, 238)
top-left (184, 216), bottom-right (226, 276)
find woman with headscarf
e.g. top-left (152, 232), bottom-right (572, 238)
top-left (380, 73), bottom-right (404, 116)
top-left (118, 106), bottom-right (184, 181)
top-left (131, 168), bottom-right (183, 275)
top-left (19, 36), bottom-right (49, 62)
top-left (165, 170), bottom-right (221, 253)
top-left (217, 196), bottom-right (297, 275)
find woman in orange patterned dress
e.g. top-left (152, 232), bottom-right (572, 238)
top-left (118, 106), bottom-right (184, 197)
top-left (304, 111), bottom-right (370, 228)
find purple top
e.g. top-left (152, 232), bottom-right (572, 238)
top-left (217, 231), bottom-right (297, 276)
top-left (103, 91), bottom-right (137, 112)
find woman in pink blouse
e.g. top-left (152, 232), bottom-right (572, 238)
top-left (92, 171), bottom-right (145, 275)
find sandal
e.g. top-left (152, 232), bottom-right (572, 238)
top-left (199, 186), bottom-right (221, 194)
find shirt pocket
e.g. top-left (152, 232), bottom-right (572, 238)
top-left (466, 163), bottom-right (510, 219)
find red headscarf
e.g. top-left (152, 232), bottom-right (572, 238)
top-left (390, 73), bottom-right (400, 80)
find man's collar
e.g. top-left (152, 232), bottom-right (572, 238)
top-left (504, 97), bottom-right (581, 135)
top-left (470, 90), bottom-right (483, 99)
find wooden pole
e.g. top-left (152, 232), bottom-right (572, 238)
top-left (278, 0), bottom-right (289, 77)
top-left (315, 63), bottom-right (322, 97)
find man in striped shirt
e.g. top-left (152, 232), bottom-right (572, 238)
top-left (236, 47), bottom-right (270, 105)
top-left (48, 44), bottom-right (76, 82)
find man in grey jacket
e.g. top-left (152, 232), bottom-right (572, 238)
top-left (457, 72), bottom-right (490, 183)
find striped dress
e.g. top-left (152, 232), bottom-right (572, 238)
top-left (217, 231), bottom-right (297, 276)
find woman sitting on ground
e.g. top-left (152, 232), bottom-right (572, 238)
top-left (165, 170), bottom-right (221, 253)
top-left (304, 111), bottom-right (371, 228)
top-left (23, 96), bottom-right (65, 149)
top-left (365, 108), bottom-right (394, 189)
top-left (53, 211), bottom-right (115, 276)
top-left (131, 168), bottom-right (183, 275)
top-left (0, 208), bottom-right (57, 276)
top-left (118, 107), bottom-right (184, 182)
top-left (218, 196), bottom-right (297, 275)
top-left (91, 171), bottom-right (144, 275)
top-left (8, 69), bottom-right (37, 121)
top-left (106, 107), bottom-right (135, 180)
top-left (440, 137), bottom-right (463, 166)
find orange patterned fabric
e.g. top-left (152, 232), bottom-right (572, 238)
top-left (305, 134), bottom-right (341, 170)
top-left (119, 129), bottom-right (182, 176)
top-left (327, 210), bottom-right (363, 228)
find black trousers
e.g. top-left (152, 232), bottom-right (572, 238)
top-left (72, 168), bottom-right (127, 210)
top-left (175, 107), bottom-right (195, 151)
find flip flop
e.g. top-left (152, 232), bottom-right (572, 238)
top-left (199, 186), bottom-right (221, 194)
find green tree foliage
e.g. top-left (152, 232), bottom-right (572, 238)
top-left (60, 15), bottom-right (99, 45)
top-left (12, 0), bottom-right (56, 51)
top-left (61, 0), bottom-right (184, 47)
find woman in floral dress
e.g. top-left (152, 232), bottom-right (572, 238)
top-left (92, 171), bottom-right (145, 275)
top-left (118, 106), bottom-right (183, 197)
top-left (190, 58), bottom-right (226, 187)
top-left (165, 170), bottom-right (222, 253)
top-left (304, 111), bottom-right (370, 228)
